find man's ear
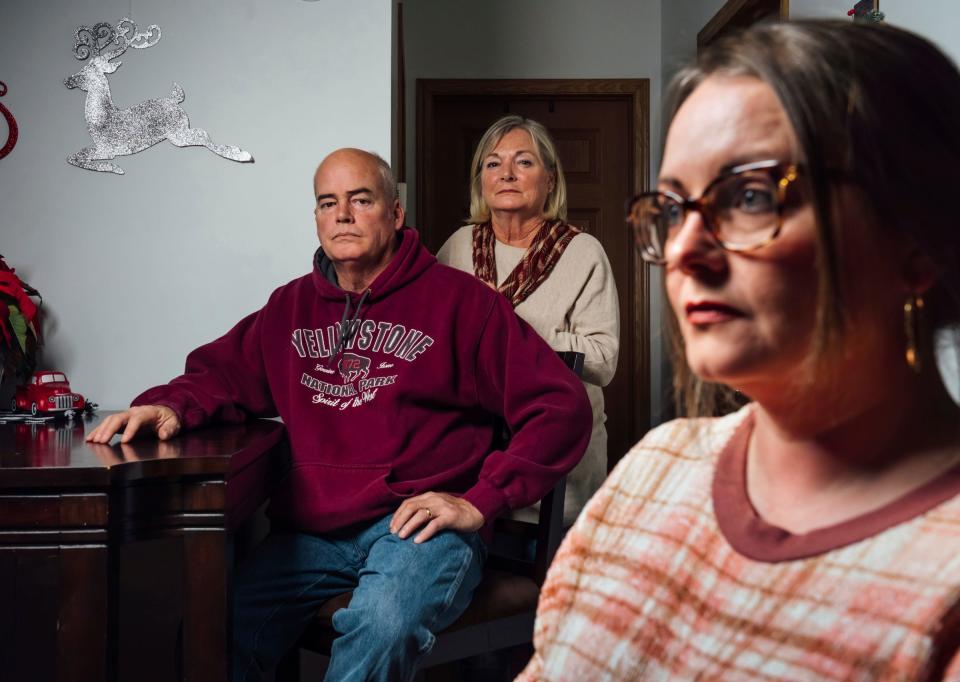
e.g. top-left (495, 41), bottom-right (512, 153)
top-left (393, 200), bottom-right (405, 230)
top-left (902, 249), bottom-right (939, 295)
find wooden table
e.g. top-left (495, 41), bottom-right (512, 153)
top-left (0, 412), bottom-right (286, 682)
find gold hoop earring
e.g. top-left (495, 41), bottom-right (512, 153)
top-left (903, 293), bottom-right (925, 372)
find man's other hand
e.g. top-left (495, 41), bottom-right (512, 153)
top-left (390, 492), bottom-right (484, 544)
top-left (85, 405), bottom-right (181, 444)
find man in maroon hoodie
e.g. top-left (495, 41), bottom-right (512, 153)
top-left (86, 148), bottom-right (591, 681)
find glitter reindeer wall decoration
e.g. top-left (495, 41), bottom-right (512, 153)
top-left (0, 82), bottom-right (18, 159)
top-left (64, 19), bottom-right (254, 175)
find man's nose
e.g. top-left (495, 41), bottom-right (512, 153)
top-left (336, 202), bottom-right (353, 223)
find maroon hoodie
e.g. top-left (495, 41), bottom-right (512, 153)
top-left (133, 227), bottom-right (591, 534)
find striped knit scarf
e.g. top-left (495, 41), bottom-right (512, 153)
top-left (471, 220), bottom-right (581, 308)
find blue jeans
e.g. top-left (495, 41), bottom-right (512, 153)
top-left (233, 513), bottom-right (486, 681)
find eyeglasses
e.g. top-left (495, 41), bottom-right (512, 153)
top-left (627, 160), bottom-right (802, 265)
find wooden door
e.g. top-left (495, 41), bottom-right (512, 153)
top-left (416, 79), bottom-right (650, 468)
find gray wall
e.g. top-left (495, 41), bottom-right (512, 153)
top-left (0, 0), bottom-right (394, 409)
top-left (883, 0), bottom-right (960, 66)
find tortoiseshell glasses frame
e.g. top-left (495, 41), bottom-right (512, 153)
top-left (627, 159), bottom-right (802, 265)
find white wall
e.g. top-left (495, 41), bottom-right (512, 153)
top-left (0, 0), bottom-right (393, 408)
top-left (788, 0), bottom-right (849, 20)
top-left (882, 0), bottom-right (960, 66)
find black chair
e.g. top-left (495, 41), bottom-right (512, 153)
top-left (275, 351), bottom-right (584, 681)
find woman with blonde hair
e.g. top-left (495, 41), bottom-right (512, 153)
top-left (438, 115), bottom-right (619, 526)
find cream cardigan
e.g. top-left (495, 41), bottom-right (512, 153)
top-left (437, 225), bottom-right (620, 524)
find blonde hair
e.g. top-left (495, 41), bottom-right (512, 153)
top-left (466, 115), bottom-right (567, 224)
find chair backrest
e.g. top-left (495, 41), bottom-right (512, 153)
top-left (488, 350), bottom-right (583, 584)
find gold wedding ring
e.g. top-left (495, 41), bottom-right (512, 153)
top-left (421, 507), bottom-right (433, 519)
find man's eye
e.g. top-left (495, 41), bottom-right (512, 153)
top-left (318, 201), bottom-right (335, 210)
top-left (353, 197), bottom-right (372, 206)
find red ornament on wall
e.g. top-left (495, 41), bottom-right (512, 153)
top-left (0, 81), bottom-right (18, 159)
top-left (849, 0), bottom-right (884, 22)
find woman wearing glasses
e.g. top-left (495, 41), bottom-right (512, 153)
top-left (437, 115), bottom-right (619, 526)
top-left (519, 20), bottom-right (960, 681)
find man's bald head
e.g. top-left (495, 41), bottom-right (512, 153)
top-left (314, 148), bottom-right (397, 203)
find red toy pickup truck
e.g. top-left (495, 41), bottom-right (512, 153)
top-left (10, 371), bottom-right (87, 416)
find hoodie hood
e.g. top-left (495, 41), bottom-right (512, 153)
top-left (311, 226), bottom-right (435, 303)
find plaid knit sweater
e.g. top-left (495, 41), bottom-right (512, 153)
top-left (518, 406), bottom-right (960, 681)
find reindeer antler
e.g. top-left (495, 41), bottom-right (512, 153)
top-left (114, 18), bottom-right (162, 52)
top-left (72, 19), bottom-right (161, 62)
top-left (73, 22), bottom-right (116, 61)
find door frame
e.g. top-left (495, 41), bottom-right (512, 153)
top-left (416, 78), bottom-right (652, 447)
top-left (698, 0), bottom-right (789, 48)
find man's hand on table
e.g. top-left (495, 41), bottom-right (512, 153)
top-left (85, 405), bottom-right (182, 444)
top-left (390, 492), bottom-right (484, 544)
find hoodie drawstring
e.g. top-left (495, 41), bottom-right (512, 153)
top-left (327, 289), bottom-right (370, 361)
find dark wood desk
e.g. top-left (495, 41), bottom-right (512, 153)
top-left (0, 412), bottom-right (286, 682)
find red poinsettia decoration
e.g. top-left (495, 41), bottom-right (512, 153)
top-left (0, 256), bottom-right (42, 405)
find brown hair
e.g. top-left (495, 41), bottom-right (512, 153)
top-left (663, 20), bottom-right (960, 417)
top-left (466, 115), bottom-right (567, 224)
